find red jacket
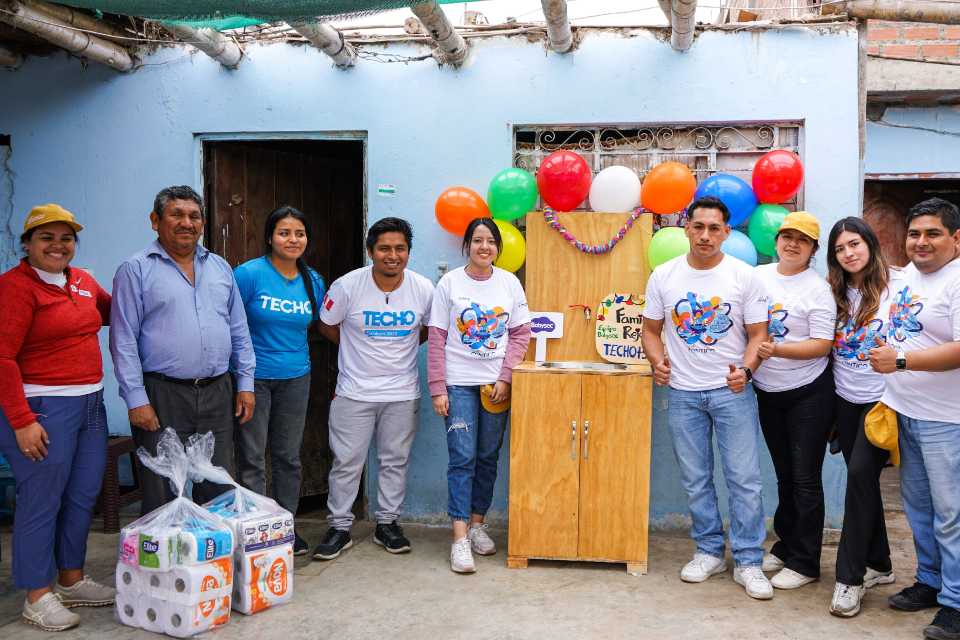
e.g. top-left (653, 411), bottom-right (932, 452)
top-left (0, 259), bottom-right (110, 430)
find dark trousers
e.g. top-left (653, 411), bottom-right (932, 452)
top-left (834, 395), bottom-right (892, 585)
top-left (0, 392), bottom-right (107, 589)
top-left (757, 366), bottom-right (834, 578)
top-left (236, 373), bottom-right (311, 515)
top-left (132, 374), bottom-right (235, 514)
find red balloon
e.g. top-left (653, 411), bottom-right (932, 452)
top-left (752, 150), bottom-right (804, 204)
top-left (435, 186), bottom-right (489, 235)
top-left (537, 151), bottom-right (591, 212)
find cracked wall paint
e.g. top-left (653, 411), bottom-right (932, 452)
top-left (0, 142), bottom-right (16, 272)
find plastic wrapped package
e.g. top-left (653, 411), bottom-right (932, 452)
top-left (115, 429), bottom-right (234, 637)
top-left (184, 433), bottom-right (295, 615)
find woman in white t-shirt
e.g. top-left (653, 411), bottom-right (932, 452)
top-left (825, 216), bottom-right (900, 617)
top-left (752, 211), bottom-right (837, 591)
top-left (427, 218), bottom-right (531, 575)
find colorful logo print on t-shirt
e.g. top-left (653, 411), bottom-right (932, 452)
top-left (362, 309), bottom-right (417, 338)
top-left (767, 303), bottom-right (789, 342)
top-left (887, 286), bottom-right (923, 343)
top-left (834, 317), bottom-right (883, 361)
top-left (671, 292), bottom-right (733, 346)
top-left (457, 302), bottom-right (510, 351)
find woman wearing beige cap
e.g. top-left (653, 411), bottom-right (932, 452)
top-left (751, 211), bottom-right (838, 591)
top-left (0, 205), bottom-right (116, 631)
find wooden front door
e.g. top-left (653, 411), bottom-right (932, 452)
top-left (203, 139), bottom-right (365, 500)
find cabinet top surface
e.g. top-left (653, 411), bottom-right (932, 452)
top-left (515, 362), bottom-right (651, 376)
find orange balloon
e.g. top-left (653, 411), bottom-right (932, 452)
top-left (435, 186), bottom-right (489, 236)
top-left (641, 162), bottom-right (697, 215)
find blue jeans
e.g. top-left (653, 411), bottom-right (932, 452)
top-left (445, 385), bottom-right (508, 521)
top-left (898, 415), bottom-right (960, 610)
top-left (668, 385), bottom-right (766, 567)
top-left (0, 392), bottom-right (108, 589)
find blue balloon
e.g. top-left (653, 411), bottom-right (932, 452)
top-left (722, 229), bottom-right (758, 266)
top-left (694, 174), bottom-right (758, 228)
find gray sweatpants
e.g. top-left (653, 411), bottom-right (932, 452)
top-left (326, 395), bottom-right (418, 531)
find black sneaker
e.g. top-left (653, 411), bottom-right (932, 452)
top-left (926, 607), bottom-right (960, 640)
top-left (889, 582), bottom-right (940, 612)
top-left (293, 533), bottom-right (309, 556)
top-left (312, 528), bottom-right (353, 561)
top-left (373, 521), bottom-right (412, 554)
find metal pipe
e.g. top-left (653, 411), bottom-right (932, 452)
top-left (411, 1), bottom-right (468, 65)
top-left (166, 23), bottom-right (242, 69)
top-left (289, 21), bottom-right (356, 68)
top-left (0, 0), bottom-right (133, 70)
top-left (540, 0), bottom-right (573, 53)
top-left (23, 0), bottom-right (129, 42)
top-left (670, 0), bottom-right (698, 52)
top-left (842, 0), bottom-right (960, 24)
top-left (0, 42), bottom-right (21, 67)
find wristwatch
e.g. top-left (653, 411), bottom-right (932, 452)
top-left (740, 366), bottom-right (753, 382)
top-left (895, 351), bottom-right (907, 371)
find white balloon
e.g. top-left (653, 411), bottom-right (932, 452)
top-left (588, 165), bottom-right (642, 213)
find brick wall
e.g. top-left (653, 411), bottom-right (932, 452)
top-left (867, 20), bottom-right (960, 61)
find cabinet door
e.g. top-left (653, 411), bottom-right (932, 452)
top-left (508, 372), bottom-right (582, 559)
top-left (577, 374), bottom-right (652, 562)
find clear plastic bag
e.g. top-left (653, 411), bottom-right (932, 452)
top-left (115, 429), bottom-right (234, 637)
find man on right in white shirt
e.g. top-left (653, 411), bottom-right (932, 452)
top-left (870, 198), bottom-right (960, 640)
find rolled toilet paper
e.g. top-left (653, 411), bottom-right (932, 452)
top-left (162, 596), bottom-right (231, 638)
top-left (142, 569), bottom-right (172, 596)
top-left (114, 563), bottom-right (143, 595)
top-left (135, 594), bottom-right (166, 634)
top-left (177, 526), bottom-right (233, 565)
top-left (169, 558), bottom-right (232, 603)
top-left (115, 590), bottom-right (140, 629)
top-left (234, 545), bottom-right (293, 615)
top-left (118, 526), bottom-right (140, 566)
top-left (136, 527), bottom-right (176, 571)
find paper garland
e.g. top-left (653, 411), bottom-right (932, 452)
top-left (542, 206), bottom-right (643, 255)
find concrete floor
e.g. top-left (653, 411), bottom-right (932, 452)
top-left (0, 471), bottom-right (937, 640)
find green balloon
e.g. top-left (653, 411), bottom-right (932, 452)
top-left (488, 168), bottom-right (538, 221)
top-left (747, 204), bottom-right (789, 257)
top-left (648, 226), bottom-right (690, 269)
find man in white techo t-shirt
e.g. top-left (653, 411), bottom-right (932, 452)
top-left (312, 217), bottom-right (435, 561)
top-left (641, 196), bottom-right (772, 600)
top-left (869, 198), bottom-right (960, 639)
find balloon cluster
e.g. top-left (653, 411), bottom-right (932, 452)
top-left (647, 149), bottom-right (804, 269)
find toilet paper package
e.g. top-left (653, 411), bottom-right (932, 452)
top-left (136, 595), bottom-right (167, 634)
top-left (176, 524), bottom-right (233, 565)
top-left (115, 590), bottom-right (140, 627)
top-left (115, 563), bottom-right (143, 594)
top-left (161, 595), bottom-right (231, 638)
top-left (205, 492), bottom-right (294, 555)
top-left (169, 558), bottom-right (233, 601)
top-left (233, 545), bottom-right (294, 615)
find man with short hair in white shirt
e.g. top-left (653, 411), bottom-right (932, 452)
top-left (312, 217), bottom-right (435, 561)
top-left (642, 196), bottom-right (773, 600)
top-left (869, 198), bottom-right (960, 640)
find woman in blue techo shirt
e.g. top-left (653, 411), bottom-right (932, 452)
top-left (234, 206), bottom-right (325, 556)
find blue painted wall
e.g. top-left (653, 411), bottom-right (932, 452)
top-left (0, 25), bottom-right (859, 527)
top-left (865, 105), bottom-right (960, 175)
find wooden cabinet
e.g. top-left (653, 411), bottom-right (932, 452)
top-left (507, 367), bottom-right (652, 575)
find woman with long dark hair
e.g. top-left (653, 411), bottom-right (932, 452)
top-left (427, 218), bottom-right (531, 574)
top-left (234, 206), bottom-right (325, 555)
top-left (827, 216), bottom-right (901, 617)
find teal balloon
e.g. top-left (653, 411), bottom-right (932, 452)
top-left (488, 168), bottom-right (538, 221)
top-left (648, 227), bottom-right (690, 269)
top-left (722, 229), bottom-right (758, 266)
top-left (748, 204), bottom-right (789, 257)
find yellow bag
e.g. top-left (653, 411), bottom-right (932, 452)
top-left (480, 384), bottom-right (510, 414)
top-left (864, 402), bottom-right (899, 467)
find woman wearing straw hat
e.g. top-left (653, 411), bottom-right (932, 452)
top-left (752, 211), bottom-right (838, 591)
top-left (427, 218), bottom-right (531, 574)
top-left (0, 205), bottom-right (116, 631)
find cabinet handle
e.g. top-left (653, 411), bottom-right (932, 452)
top-left (583, 420), bottom-right (590, 460)
top-left (570, 420), bottom-right (577, 460)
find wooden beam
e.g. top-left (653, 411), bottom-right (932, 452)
top-left (541, 0), bottom-right (573, 53)
top-left (410, 1), bottom-right (467, 65)
top-left (0, 42), bottom-right (21, 67)
top-left (0, 0), bottom-right (133, 70)
top-left (842, 0), bottom-right (960, 24)
top-left (670, 0), bottom-right (698, 52)
top-left (289, 21), bottom-right (356, 68)
top-left (166, 24), bottom-right (242, 69)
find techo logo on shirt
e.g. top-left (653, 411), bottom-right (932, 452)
top-left (259, 295), bottom-right (312, 315)
top-left (363, 310), bottom-right (417, 338)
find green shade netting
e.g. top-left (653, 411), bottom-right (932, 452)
top-left (61, 1), bottom-right (485, 28)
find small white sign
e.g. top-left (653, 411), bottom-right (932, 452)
top-left (377, 184), bottom-right (398, 198)
top-left (528, 311), bottom-right (564, 363)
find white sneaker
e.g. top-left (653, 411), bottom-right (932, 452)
top-left (468, 523), bottom-right (496, 556)
top-left (761, 552), bottom-right (785, 572)
top-left (22, 592), bottom-right (80, 631)
top-left (450, 538), bottom-right (476, 574)
top-left (771, 567), bottom-right (817, 590)
top-left (863, 567), bottom-right (895, 589)
top-left (680, 553), bottom-right (727, 583)
top-left (830, 582), bottom-right (864, 618)
top-left (734, 566), bottom-right (774, 600)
